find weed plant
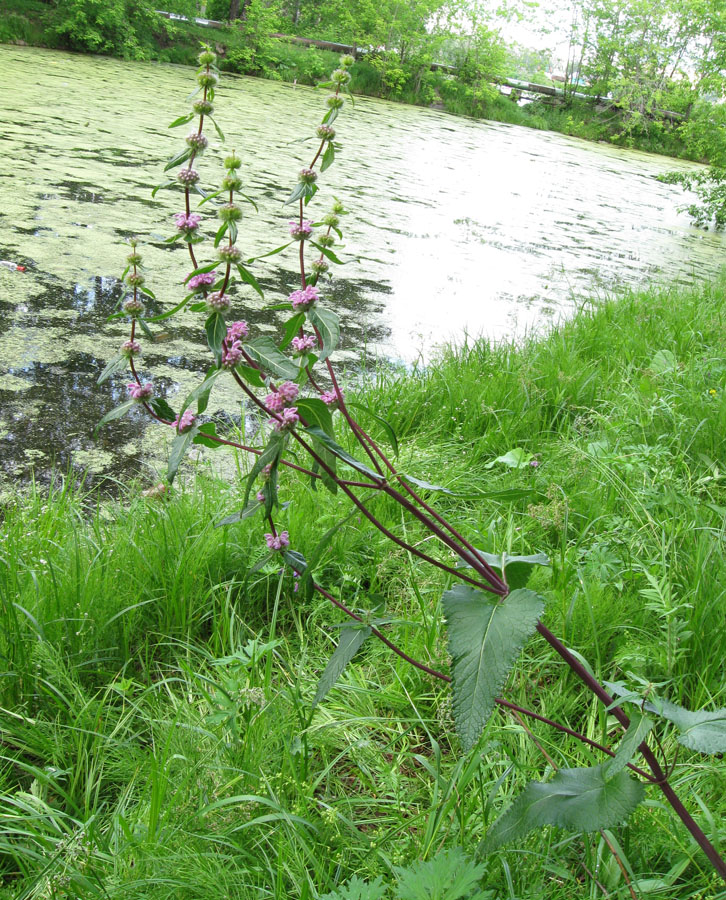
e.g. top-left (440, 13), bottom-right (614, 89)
top-left (2, 281), bottom-right (726, 898)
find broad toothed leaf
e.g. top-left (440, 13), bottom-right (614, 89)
top-left (443, 586), bottom-right (544, 750)
top-left (245, 336), bottom-right (299, 380)
top-left (480, 764), bottom-right (645, 853)
top-left (307, 305), bottom-right (340, 360)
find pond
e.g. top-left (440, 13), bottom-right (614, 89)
top-left (1, 44), bottom-right (725, 488)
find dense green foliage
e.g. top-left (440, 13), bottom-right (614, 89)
top-left (2, 280), bottom-right (726, 897)
top-left (4, 0), bottom-right (726, 161)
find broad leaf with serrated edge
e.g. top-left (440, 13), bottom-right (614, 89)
top-left (307, 306), bottom-right (340, 360)
top-left (443, 586), bottom-right (544, 751)
top-left (313, 626), bottom-right (371, 708)
top-left (646, 698), bottom-right (726, 754)
top-left (480, 764), bottom-right (645, 853)
top-left (245, 336), bottom-right (299, 380)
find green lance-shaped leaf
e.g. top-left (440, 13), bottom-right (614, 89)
top-left (206, 311), bottom-right (227, 367)
top-left (400, 474), bottom-right (453, 494)
top-left (168, 112), bottom-right (195, 128)
top-left (296, 398), bottom-right (334, 437)
top-left (97, 354), bottom-right (128, 385)
top-left (480, 763), bottom-right (645, 854)
top-left (216, 500), bottom-right (263, 527)
top-left (645, 697), bottom-right (726, 754)
top-left (280, 312), bottom-right (306, 350)
top-left (605, 712), bottom-right (654, 777)
top-left (242, 432), bottom-right (286, 508)
top-left (285, 182), bottom-right (308, 206)
top-left (320, 142), bottom-right (336, 173)
top-left (151, 180), bottom-right (177, 197)
top-left (235, 263), bottom-right (264, 298)
top-left (443, 586), bottom-right (544, 751)
top-left (192, 422), bottom-right (224, 450)
top-left (347, 402), bottom-right (399, 457)
top-left (459, 551), bottom-right (550, 591)
top-left (245, 336), bottom-right (300, 380)
top-left (149, 397), bottom-right (176, 422)
top-left (179, 368), bottom-right (222, 418)
top-left (236, 364), bottom-right (266, 388)
top-left (307, 305), bottom-right (340, 360)
top-left (313, 625), bottom-right (372, 708)
top-left (164, 146), bottom-right (194, 172)
top-left (282, 548), bottom-right (307, 574)
top-left (304, 427), bottom-right (381, 481)
top-left (310, 241), bottom-right (345, 265)
top-left (94, 398), bottom-right (137, 435)
top-left (168, 424), bottom-right (200, 483)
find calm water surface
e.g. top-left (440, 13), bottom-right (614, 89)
top-left (1, 45), bottom-right (725, 487)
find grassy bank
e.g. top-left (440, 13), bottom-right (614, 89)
top-left (0, 0), bottom-right (706, 163)
top-left (2, 280), bottom-right (726, 898)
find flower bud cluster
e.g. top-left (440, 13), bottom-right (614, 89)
top-left (326, 95), bottom-right (344, 110)
top-left (188, 271), bottom-right (217, 292)
top-left (121, 339), bottom-right (141, 358)
top-left (178, 168), bottom-right (200, 185)
top-left (217, 245), bottom-right (242, 263)
top-left (339, 54), bottom-right (355, 68)
top-left (186, 132), bottom-right (209, 152)
top-left (299, 167), bottom-right (318, 185)
top-left (322, 213), bottom-right (339, 228)
top-left (289, 220), bottom-right (313, 241)
top-left (222, 172), bottom-right (242, 191)
top-left (127, 381), bottom-right (153, 401)
top-left (198, 47), bottom-right (216, 66)
top-left (265, 531), bottom-right (290, 551)
top-left (221, 320), bottom-right (249, 368)
top-left (317, 234), bottom-right (335, 248)
top-left (218, 203), bottom-right (242, 223)
top-left (311, 259), bottom-right (329, 275)
top-left (289, 284), bottom-right (319, 311)
top-left (270, 407), bottom-right (300, 433)
top-left (197, 72), bottom-right (218, 89)
top-left (316, 124), bottom-right (336, 141)
top-left (331, 68), bottom-right (351, 86)
top-left (193, 99), bottom-right (214, 116)
top-left (206, 291), bottom-right (231, 313)
top-left (123, 297), bottom-right (145, 316)
top-left (172, 410), bottom-right (196, 432)
top-left (126, 271), bottom-right (145, 288)
top-left (265, 381), bottom-right (299, 412)
top-left (291, 334), bottom-right (316, 354)
top-left (175, 212), bottom-right (202, 232)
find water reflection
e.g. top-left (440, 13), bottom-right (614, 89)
top-left (1, 44), bottom-right (725, 486)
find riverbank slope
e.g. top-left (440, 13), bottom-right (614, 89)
top-left (2, 280), bottom-right (725, 898)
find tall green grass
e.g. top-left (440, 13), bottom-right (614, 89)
top-left (2, 281), bottom-right (726, 898)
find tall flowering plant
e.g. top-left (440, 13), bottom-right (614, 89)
top-left (98, 46), bottom-right (726, 881)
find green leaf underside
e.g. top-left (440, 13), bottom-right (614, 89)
top-left (401, 474), bottom-right (452, 494)
top-left (296, 398), bottom-right (334, 436)
top-left (481, 764), bottom-right (645, 853)
top-left (460, 551), bottom-right (550, 590)
top-left (321, 142), bottom-right (335, 173)
top-left (149, 397), bottom-right (176, 422)
top-left (216, 500), bottom-right (262, 527)
top-left (192, 422), bottom-right (223, 449)
top-left (205, 312), bottom-right (227, 366)
top-left (97, 354), bottom-right (127, 385)
top-left (280, 312), bottom-right (306, 350)
top-left (243, 433), bottom-right (285, 508)
top-left (285, 182), bottom-right (307, 205)
top-left (245, 336), bottom-right (300, 380)
top-left (168, 426), bottom-right (199, 483)
top-left (443, 586), bottom-right (544, 751)
top-left (347, 402), bottom-right (399, 456)
top-left (307, 305), bottom-right (340, 360)
top-left (311, 241), bottom-right (345, 265)
top-left (606, 712), bottom-right (654, 777)
top-left (304, 427), bottom-right (381, 480)
top-left (313, 626), bottom-right (372, 708)
top-left (164, 147), bottom-right (193, 172)
top-left (180, 369), bottom-right (222, 418)
top-left (647, 698), bottom-right (726, 754)
top-left (236, 263), bottom-right (263, 298)
top-left (94, 398), bottom-right (136, 434)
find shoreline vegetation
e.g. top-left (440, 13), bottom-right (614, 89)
top-left (2, 279), bottom-right (726, 897)
top-left (1, 0), bottom-right (724, 164)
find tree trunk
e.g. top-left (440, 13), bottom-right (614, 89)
top-left (229, 0), bottom-right (240, 21)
